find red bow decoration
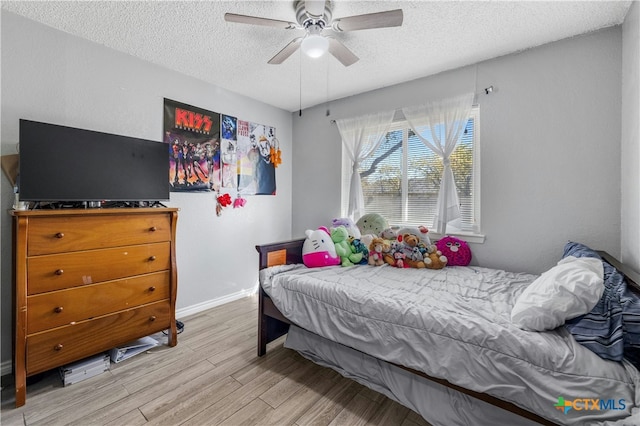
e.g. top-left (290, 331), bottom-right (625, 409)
top-left (217, 193), bottom-right (232, 207)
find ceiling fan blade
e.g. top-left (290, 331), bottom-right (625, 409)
top-left (224, 13), bottom-right (298, 30)
top-left (268, 37), bottom-right (303, 64)
top-left (327, 37), bottom-right (359, 67)
top-left (332, 9), bottom-right (403, 32)
top-left (305, 0), bottom-right (326, 18)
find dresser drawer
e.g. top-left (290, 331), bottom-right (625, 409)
top-left (27, 271), bottom-right (170, 334)
top-left (26, 301), bottom-right (170, 375)
top-left (27, 242), bottom-right (170, 295)
top-left (27, 214), bottom-right (171, 256)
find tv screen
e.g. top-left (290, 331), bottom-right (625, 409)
top-left (19, 119), bottom-right (170, 203)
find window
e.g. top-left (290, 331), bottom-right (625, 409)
top-left (342, 107), bottom-right (481, 238)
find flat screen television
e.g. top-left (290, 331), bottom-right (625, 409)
top-left (19, 119), bottom-right (170, 203)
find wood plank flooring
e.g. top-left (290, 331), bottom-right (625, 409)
top-left (0, 295), bottom-right (431, 426)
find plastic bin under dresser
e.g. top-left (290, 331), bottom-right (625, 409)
top-left (11, 208), bottom-right (179, 407)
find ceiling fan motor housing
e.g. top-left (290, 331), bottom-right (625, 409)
top-left (295, 0), bottom-right (333, 28)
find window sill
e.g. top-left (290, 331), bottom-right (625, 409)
top-left (426, 230), bottom-right (485, 244)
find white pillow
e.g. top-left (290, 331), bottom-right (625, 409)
top-left (511, 256), bottom-right (604, 331)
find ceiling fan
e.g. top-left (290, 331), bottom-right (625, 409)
top-left (224, 0), bottom-right (403, 67)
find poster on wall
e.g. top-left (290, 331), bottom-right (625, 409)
top-left (237, 120), bottom-right (277, 195)
top-left (163, 98), bottom-right (220, 192)
top-left (221, 115), bottom-right (238, 190)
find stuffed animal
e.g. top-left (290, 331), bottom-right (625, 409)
top-left (436, 236), bottom-right (471, 266)
top-left (393, 250), bottom-right (406, 268)
top-left (398, 234), bottom-right (426, 268)
top-left (356, 213), bottom-right (389, 237)
top-left (384, 234), bottom-right (426, 268)
top-left (331, 226), bottom-right (363, 267)
top-left (368, 237), bottom-right (388, 266)
top-left (332, 217), bottom-right (361, 240)
top-left (424, 245), bottom-right (448, 269)
top-left (384, 240), bottom-right (402, 267)
top-left (379, 228), bottom-right (397, 240)
top-left (349, 238), bottom-right (369, 265)
top-left (302, 227), bottom-right (340, 268)
top-left (396, 225), bottom-right (431, 246)
top-left (359, 233), bottom-right (375, 249)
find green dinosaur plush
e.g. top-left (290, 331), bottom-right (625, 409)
top-left (331, 226), bottom-right (363, 266)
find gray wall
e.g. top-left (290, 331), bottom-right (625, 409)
top-left (0, 12), bottom-right (293, 370)
top-left (292, 27), bottom-right (623, 275)
top-left (622, 1), bottom-right (640, 272)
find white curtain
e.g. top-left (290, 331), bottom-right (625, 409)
top-left (402, 92), bottom-right (474, 234)
top-left (337, 110), bottom-right (395, 220)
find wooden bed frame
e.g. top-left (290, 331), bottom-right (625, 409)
top-left (255, 240), bottom-right (640, 426)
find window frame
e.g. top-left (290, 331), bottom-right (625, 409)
top-left (341, 107), bottom-right (485, 243)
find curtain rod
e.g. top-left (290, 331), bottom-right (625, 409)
top-left (328, 86), bottom-right (494, 124)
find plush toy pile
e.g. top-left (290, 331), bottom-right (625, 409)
top-left (301, 214), bottom-right (471, 270)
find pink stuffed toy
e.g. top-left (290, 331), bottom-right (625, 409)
top-left (302, 227), bottom-right (340, 268)
top-left (436, 236), bottom-right (471, 266)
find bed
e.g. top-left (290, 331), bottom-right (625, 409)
top-left (255, 239), bottom-right (640, 426)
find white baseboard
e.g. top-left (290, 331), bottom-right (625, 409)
top-left (176, 285), bottom-right (258, 319)
top-left (1, 285), bottom-right (259, 377)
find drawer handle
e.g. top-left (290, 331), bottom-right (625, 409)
top-left (149, 286), bottom-right (156, 292)
top-left (55, 232), bottom-right (65, 239)
top-left (54, 344), bottom-right (63, 351)
top-left (149, 316), bottom-right (157, 322)
top-left (149, 226), bottom-right (157, 232)
top-left (55, 269), bottom-right (64, 276)
top-left (148, 255), bottom-right (157, 262)
top-left (54, 306), bottom-right (64, 313)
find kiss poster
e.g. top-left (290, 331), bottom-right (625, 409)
top-left (163, 98), bottom-right (220, 192)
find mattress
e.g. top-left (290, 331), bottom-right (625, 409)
top-left (260, 263), bottom-right (640, 425)
top-left (285, 324), bottom-right (540, 426)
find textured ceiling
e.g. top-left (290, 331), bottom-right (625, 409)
top-left (1, 1), bottom-right (633, 112)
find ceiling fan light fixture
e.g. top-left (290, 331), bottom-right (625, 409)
top-left (301, 34), bottom-right (329, 58)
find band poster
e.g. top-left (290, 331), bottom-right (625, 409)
top-left (164, 98), bottom-right (220, 192)
top-left (164, 98), bottom-right (276, 195)
top-left (221, 114), bottom-right (238, 190)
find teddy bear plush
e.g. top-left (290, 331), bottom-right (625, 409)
top-left (384, 234), bottom-right (429, 268)
top-left (368, 237), bottom-right (389, 266)
top-left (399, 233), bottom-right (426, 268)
top-left (424, 245), bottom-right (448, 269)
top-left (395, 225), bottom-right (431, 247)
top-left (436, 236), bottom-right (471, 266)
top-left (331, 225), bottom-right (363, 267)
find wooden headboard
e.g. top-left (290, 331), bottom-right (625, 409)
top-left (598, 251), bottom-right (640, 294)
top-left (256, 238), bottom-right (305, 270)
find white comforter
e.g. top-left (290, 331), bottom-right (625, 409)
top-left (260, 263), bottom-right (640, 425)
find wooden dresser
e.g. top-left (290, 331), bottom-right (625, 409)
top-left (11, 208), bottom-right (179, 407)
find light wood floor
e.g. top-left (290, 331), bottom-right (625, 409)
top-left (1, 295), bottom-right (431, 426)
